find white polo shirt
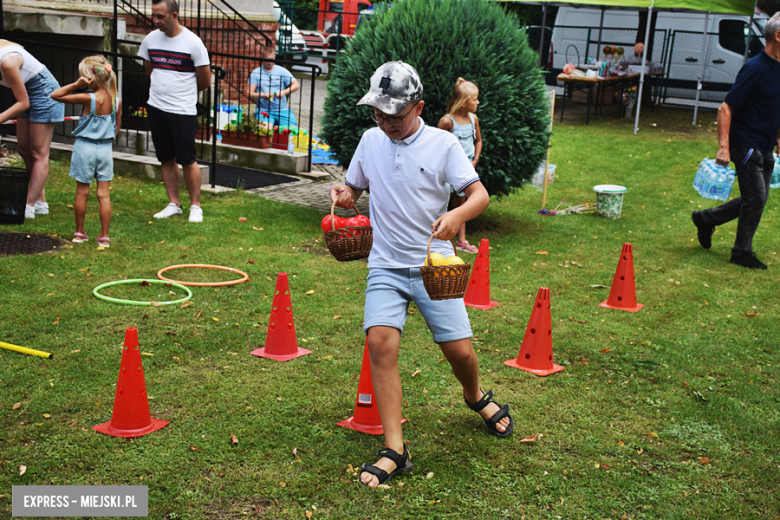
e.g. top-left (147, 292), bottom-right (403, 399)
top-left (345, 118), bottom-right (480, 269)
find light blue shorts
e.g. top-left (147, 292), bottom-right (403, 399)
top-left (254, 106), bottom-right (298, 129)
top-left (69, 138), bottom-right (114, 183)
top-left (19, 68), bottom-right (65, 124)
top-left (364, 268), bottom-right (473, 343)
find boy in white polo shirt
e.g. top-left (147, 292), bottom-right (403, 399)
top-left (329, 61), bottom-right (514, 488)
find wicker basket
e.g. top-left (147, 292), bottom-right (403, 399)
top-left (324, 201), bottom-right (373, 262)
top-left (420, 236), bottom-right (471, 300)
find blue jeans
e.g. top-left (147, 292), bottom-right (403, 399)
top-left (698, 147), bottom-right (776, 254)
top-left (19, 67), bottom-right (64, 124)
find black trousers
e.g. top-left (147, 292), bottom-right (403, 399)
top-left (698, 147), bottom-right (775, 254)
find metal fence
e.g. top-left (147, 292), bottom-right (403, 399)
top-left (0, 39), bottom-right (321, 178)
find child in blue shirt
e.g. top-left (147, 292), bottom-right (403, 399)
top-left (247, 46), bottom-right (300, 130)
top-left (52, 55), bottom-right (120, 247)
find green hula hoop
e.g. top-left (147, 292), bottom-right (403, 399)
top-left (93, 279), bottom-right (193, 306)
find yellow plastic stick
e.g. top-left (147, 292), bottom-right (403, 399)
top-left (0, 341), bottom-right (52, 359)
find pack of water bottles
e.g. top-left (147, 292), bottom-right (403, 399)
top-left (692, 158), bottom-right (735, 201)
top-left (771, 153), bottom-right (780, 189)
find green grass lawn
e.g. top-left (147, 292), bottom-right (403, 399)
top-left (1, 104), bottom-right (779, 519)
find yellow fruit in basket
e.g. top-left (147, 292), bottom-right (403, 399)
top-left (446, 256), bottom-right (465, 265)
top-left (424, 253), bottom-right (446, 266)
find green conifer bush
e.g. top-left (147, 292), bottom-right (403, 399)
top-left (322, 0), bottom-right (551, 198)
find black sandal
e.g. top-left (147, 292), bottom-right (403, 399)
top-left (359, 446), bottom-right (414, 487)
top-left (464, 389), bottom-right (514, 438)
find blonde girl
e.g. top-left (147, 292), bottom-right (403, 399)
top-left (438, 78), bottom-right (482, 253)
top-left (0, 39), bottom-right (65, 219)
top-left (51, 55), bottom-right (121, 247)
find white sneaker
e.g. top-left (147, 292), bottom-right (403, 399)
top-left (34, 202), bottom-right (49, 215)
top-left (25, 205), bottom-right (35, 220)
top-left (188, 205), bottom-right (203, 223)
top-left (154, 203), bottom-right (182, 219)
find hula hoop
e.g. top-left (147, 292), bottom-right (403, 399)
top-left (157, 264), bottom-right (250, 287)
top-left (93, 279), bottom-right (193, 306)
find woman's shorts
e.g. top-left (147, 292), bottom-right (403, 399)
top-left (363, 267), bottom-right (473, 343)
top-left (19, 67), bottom-right (65, 124)
top-left (69, 138), bottom-right (114, 183)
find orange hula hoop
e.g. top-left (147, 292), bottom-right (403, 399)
top-left (157, 264), bottom-right (250, 287)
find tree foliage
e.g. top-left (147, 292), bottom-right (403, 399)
top-left (321, 0), bottom-right (551, 198)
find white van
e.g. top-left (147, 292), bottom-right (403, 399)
top-left (551, 7), bottom-right (769, 102)
top-left (273, 1), bottom-right (309, 64)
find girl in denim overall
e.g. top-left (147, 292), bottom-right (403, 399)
top-left (51, 56), bottom-right (121, 247)
top-left (438, 78), bottom-right (483, 253)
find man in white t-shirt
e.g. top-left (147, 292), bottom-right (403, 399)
top-left (329, 62), bottom-right (513, 489)
top-left (139, 0), bottom-right (210, 222)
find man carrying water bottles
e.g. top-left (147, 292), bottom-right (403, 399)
top-left (691, 12), bottom-right (780, 270)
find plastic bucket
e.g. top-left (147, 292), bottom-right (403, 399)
top-left (593, 184), bottom-right (627, 219)
top-left (0, 167), bottom-right (30, 225)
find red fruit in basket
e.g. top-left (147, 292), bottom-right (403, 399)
top-left (353, 215), bottom-right (371, 227)
top-left (273, 126), bottom-right (279, 132)
top-left (282, 129), bottom-right (290, 135)
top-left (321, 215), bottom-right (346, 233)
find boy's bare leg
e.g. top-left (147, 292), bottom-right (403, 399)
top-left (361, 325), bottom-right (405, 487)
top-left (439, 338), bottom-right (511, 432)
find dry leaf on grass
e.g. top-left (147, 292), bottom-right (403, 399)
top-left (180, 301), bottom-right (192, 309)
top-left (20, 465), bottom-right (26, 476)
top-left (647, 432), bottom-right (659, 438)
top-left (745, 313), bottom-right (758, 317)
top-left (13, 402), bottom-right (21, 410)
top-left (698, 456), bottom-right (710, 465)
top-left (150, 302), bottom-right (163, 307)
top-left (229, 434), bottom-right (238, 445)
top-left (252, 226), bottom-right (264, 231)
top-left (305, 512), bottom-right (312, 519)
top-left (140, 281), bottom-right (151, 287)
top-left (190, 445), bottom-right (198, 451)
top-left (53, 317), bottom-right (60, 325)
top-left (195, 311), bottom-right (203, 319)
top-left (246, 259), bottom-right (255, 264)
top-left (279, 482), bottom-right (286, 488)
top-left (333, 315), bottom-right (341, 320)
top-left (600, 348), bottom-right (612, 354)
top-left (518, 433), bottom-right (543, 443)
top-left (305, 290), bottom-right (315, 295)
top-left (535, 250), bottom-right (549, 255)
top-left (239, 217), bottom-right (247, 222)
top-left (231, 229), bottom-right (239, 233)
top-left (212, 317), bottom-right (220, 322)
top-left (411, 370), bottom-right (421, 378)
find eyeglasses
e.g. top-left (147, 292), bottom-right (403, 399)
top-left (370, 102), bottom-right (418, 127)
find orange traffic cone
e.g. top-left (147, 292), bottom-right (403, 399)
top-left (93, 327), bottom-right (169, 437)
top-left (337, 339), bottom-right (406, 435)
top-left (464, 238), bottom-right (499, 309)
top-left (600, 243), bottom-right (644, 312)
top-left (504, 287), bottom-right (564, 376)
top-left (252, 272), bottom-right (311, 361)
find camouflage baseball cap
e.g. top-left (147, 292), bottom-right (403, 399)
top-left (356, 61), bottom-right (423, 115)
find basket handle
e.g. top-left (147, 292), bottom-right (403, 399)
top-left (329, 200), bottom-right (362, 231)
top-left (426, 235), bottom-right (458, 265)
